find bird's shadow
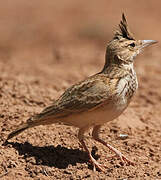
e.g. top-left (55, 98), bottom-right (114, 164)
top-left (5, 141), bottom-right (99, 169)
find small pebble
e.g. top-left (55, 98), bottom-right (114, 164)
top-left (118, 134), bottom-right (128, 140)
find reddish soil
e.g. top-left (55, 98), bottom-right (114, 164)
top-left (0, 1), bottom-right (161, 179)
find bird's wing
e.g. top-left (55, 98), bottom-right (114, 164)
top-left (33, 74), bottom-right (118, 120)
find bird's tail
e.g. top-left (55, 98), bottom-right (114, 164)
top-left (6, 115), bottom-right (40, 141)
top-left (6, 110), bottom-right (55, 142)
top-left (6, 122), bottom-right (29, 141)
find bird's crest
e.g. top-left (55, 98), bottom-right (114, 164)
top-left (114, 13), bottom-right (135, 40)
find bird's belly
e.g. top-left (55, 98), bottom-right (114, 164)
top-left (59, 100), bottom-right (128, 128)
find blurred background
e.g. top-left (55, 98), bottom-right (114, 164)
top-left (0, 0), bottom-right (160, 47)
top-left (0, 0), bottom-right (160, 85)
top-left (0, 0), bottom-right (160, 56)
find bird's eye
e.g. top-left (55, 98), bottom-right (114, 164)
top-left (129, 43), bottom-right (135, 47)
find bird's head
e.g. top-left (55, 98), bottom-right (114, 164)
top-left (104, 14), bottom-right (157, 70)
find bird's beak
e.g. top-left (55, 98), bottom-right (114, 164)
top-left (141, 40), bottom-right (158, 49)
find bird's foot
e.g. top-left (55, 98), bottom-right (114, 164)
top-left (101, 143), bottom-right (135, 166)
top-left (106, 152), bottom-right (135, 166)
top-left (89, 154), bottom-right (107, 172)
top-left (118, 153), bottom-right (135, 166)
top-left (89, 152), bottom-right (134, 172)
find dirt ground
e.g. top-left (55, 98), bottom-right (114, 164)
top-left (0, 1), bottom-right (161, 179)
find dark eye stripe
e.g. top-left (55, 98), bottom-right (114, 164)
top-left (129, 43), bottom-right (135, 47)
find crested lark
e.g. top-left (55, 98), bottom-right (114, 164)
top-left (6, 14), bottom-right (157, 171)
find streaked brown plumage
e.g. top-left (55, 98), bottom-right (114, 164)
top-left (6, 14), bottom-right (157, 171)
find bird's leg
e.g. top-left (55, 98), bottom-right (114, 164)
top-left (92, 125), bottom-right (135, 166)
top-left (78, 127), bottom-right (106, 172)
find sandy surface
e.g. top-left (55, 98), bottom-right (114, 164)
top-left (0, 1), bottom-right (161, 179)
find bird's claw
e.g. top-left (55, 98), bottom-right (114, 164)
top-left (89, 156), bottom-right (107, 172)
top-left (106, 153), bottom-right (135, 166)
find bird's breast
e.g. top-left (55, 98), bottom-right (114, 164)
top-left (115, 74), bottom-right (138, 108)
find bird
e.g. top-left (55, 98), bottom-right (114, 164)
top-left (6, 14), bottom-right (157, 172)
